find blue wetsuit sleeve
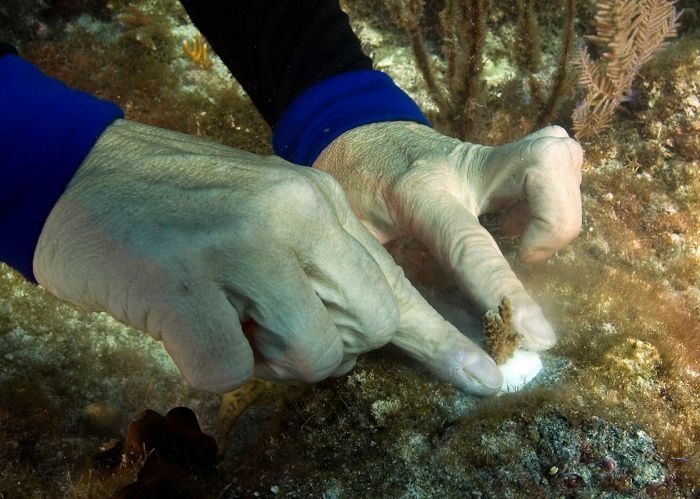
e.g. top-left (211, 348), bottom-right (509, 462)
top-left (273, 69), bottom-right (429, 166)
top-left (0, 53), bottom-right (124, 282)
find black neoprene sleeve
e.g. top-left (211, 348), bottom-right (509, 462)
top-left (0, 42), bottom-right (17, 58)
top-left (179, 0), bottom-right (373, 127)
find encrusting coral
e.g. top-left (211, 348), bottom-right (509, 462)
top-left (483, 296), bottom-right (523, 365)
top-left (217, 377), bottom-right (274, 453)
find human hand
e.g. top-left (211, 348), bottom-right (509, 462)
top-left (34, 119), bottom-right (503, 395)
top-left (314, 122), bottom-right (583, 352)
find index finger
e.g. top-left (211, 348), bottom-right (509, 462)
top-left (320, 181), bottom-right (504, 395)
top-left (396, 189), bottom-right (557, 352)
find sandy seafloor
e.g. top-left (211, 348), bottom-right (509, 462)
top-left (1, 0), bottom-right (699, 497)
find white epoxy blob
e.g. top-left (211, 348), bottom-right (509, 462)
top-left (499, 350), bottom-right (543, 393)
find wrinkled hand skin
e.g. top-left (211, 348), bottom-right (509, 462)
top-left (314, 122), bottom-right (583, 354)
top-left (34, 119), bottom-right (504, 396)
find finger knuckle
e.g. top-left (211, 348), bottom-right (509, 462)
top-left (393, 161), bottom-right (438, 196)
top-left (545, 125), bottom-right (569, 138)
top-left (391, 165), bottom-right (446, 224)
top-left (270, 176), bottom-right (322, 214)
top-left (367, 305), bottom-right (399, 348)
top-left (303, 169), bottom-right (356, 222)
top-left (534, 137), bottom-right (571, 161)
top-left (299, 335), bottom-right (343, 383)
top-left (257, 176), bottom-right (327, 235)
top-left (305, 168), bottom-right (345, 197)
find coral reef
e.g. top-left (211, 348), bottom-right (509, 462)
top-left (17, 0), bottom-right (272, 154)
top-left (216, 357), bottom-right (674, 497)
top-left (0, 1), bottom-right (699, 497)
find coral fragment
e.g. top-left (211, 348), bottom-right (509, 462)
top-left (483, 296), bottom-right (523, 364)
top-left (217, 378), bottom-right (274, 453)
top-left (182, 33), bottom-right (213, 70)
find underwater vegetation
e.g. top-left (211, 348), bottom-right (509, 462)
top-left (386, 0), bottom-right (577, 140)
top-left (572, 0), bottom-right (681, 138)
top-left (384, 0), bottom-right (682, 143)
top-left (0, 0), bottom-right (699, 497)
top-left (182, 33), bottom-right (213, 70)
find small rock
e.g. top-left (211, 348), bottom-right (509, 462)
top-left (122, 407), bottom-right (217, 470)
top-left (684, 94), bottom-right (699, 109)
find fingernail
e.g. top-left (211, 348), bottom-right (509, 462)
top-left (517, 308), bottom-right (556, 351)
top-left (474, 355), bottom-right (504, 391)
top-left (455, 350), bottom-right (503, 394)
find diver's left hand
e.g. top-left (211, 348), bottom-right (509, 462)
top-left (314, 122), bottom-right (583, 353)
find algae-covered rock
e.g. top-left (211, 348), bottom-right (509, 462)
top-left (602, 337), bottom-right (663, 387)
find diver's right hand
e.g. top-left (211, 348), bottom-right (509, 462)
top-left (34, 119), bottom-right (502, 395)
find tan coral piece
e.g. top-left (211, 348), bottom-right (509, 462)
top-left (216, 378), bottom-right (274, 454)
top-left (182, 34), bottom-right (213, 70)
top-left (483, 297), bottom-right (523, 365)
